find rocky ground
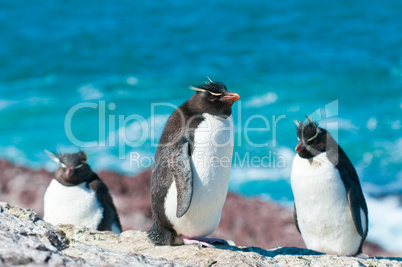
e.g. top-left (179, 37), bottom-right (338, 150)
top-left (1, 202), bottom-right (402, 266)
top-left (0, 159), bottom-right (397, 259)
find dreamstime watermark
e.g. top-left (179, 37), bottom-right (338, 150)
top-left (63, 99), bottom-right (340, 168)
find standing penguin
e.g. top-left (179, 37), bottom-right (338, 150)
top-left (43, 151), bottom-right (122, 234)
top-left (148, 81), bottom-right (240, 246)
top-left (291, 118), bottom-right (368, 256)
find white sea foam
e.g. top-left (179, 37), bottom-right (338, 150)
top-left (125, 76), bottom-right (139, 85)
top-left (116, 114), bottom-right (170, 145)
top-left (355, 151), bottom-right (374, 177)
top-left (0, 146), bottom-right (27, 165)
top-left (77, 75), bottom-right (139, 101)
top-left (367, 117), bottom-right (377, 131)
top-left (245, 92), bottom-right (278, 108)
top-left (391, 120), bottom-right (401, 130)
top-left (365, 170), bottom-right (402, 196)
top-left (287, 106), bottom-right (300, 112)
top-left (0, 100), bottom-right (17, 110)
top-left (366, 195), bottom-right (402, 252)
top-left (0, 75), bottom-right (57, 91)
top-left (230, 146), bottom-right (295, 186)
top-left (376, 138), bottom-right (402, 167)
top-left (324, 118), bottom-right (359, 131)
top-left (0, 97), bottom-right (52, 111)
top-left (78, 84), bottom-right (104, 100)
top-left (89, 149), bottom-right (153, 174)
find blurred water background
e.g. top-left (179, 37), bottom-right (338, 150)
top-left (1, 0), bottom-right (401, 251)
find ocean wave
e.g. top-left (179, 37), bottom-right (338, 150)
top-left (116, 114), bottom-right (170, 145)
top-left (0, 100), bottom-right (17, 110)
top-left (125, 76), bottom-right (139, 86)
top-left (390, 120), bottom-right (401, 130)
top-left (0, 75), bottom-right (58, 91)
top-left (364, 171), bottom-right (402, 196)
top-left (323, 118), bottom-right (359, 131)
top-left (366, 195), bottom-right (402, 252)
top-left (0, 97), bottom-right (52, 111)
top-left (230, 146), bottom-right (295, 185)
top-left (375, 138), bottom-right (402, 167)
top-left (88, 149), bottom-right (153, 174)
top-left (245, 92), bottom-right (278, 108)
top-left (78, 84), bottom-right (104, 100)
top-left (0, 146), bottom-right (27, 165)
top-left (0, 145), bottom-right (51, 171)
top-left (367, 117), bottom-right (377, 131)
top-left (77, 75), bottom-right (140, 101)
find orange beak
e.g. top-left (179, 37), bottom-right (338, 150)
top-left (66, 168), bottom-right (74, 177)
top-left (223, 92), bottom-right (240, 102)
top-left (295, 141), bottom-right (304, 152)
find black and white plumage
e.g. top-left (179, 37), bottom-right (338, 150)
top-left (291, 118), bottom-right (368, 256)
top-left (43, 151), bottom-right (122, 234)
top-left (148, 81), bottom-right (240, 246)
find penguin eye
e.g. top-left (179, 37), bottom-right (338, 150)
top-left (209, 96), bottom-right (216, 101)
top-left (60, 162), bottom-right (67, 168)
top-left (306, 137), bottom-right (317, 145)
top-left (75, 164), bottom-right (84, 169)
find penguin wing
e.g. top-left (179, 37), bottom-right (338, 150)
top-left (329, 146), bottom-right (368, 238)
top-left (87, 174), bottom-right (122, 233)
top-left (345, 178), bottom-right (367, 237)
top-left (174, 138), bottom-right (193, 218)
top-left (293, 204), bottom-right (301, 233)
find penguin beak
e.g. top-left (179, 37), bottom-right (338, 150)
top-left (295, 141), bottom-right (304, 152)
top-left (66, 168), bottom-right (74, 177)
top-left (223, 92), bottom-right (240, 102)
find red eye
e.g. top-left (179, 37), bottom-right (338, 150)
top-left (209, 96), bottom-right (215, 101)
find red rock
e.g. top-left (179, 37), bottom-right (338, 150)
top-left (0, 159), bottom-right (393, 257)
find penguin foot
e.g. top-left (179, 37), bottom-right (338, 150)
top-left (182, 237), bottom-right (213, 247)
top-left (356, 253), bottom-right (369, 259)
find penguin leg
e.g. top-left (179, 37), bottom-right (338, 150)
top-left (148, 222), bottom-right (178, 246)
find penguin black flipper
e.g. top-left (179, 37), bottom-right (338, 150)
top-left (87, 173), bottom-right (122, 233)
top-left (148, 136), bottom-right (194, 245)
top-left (327, 142), bottom-right (368, 252)
top-left (174, 138), bottom-right (193, 218)
top-left (293, 204), bottom-right (301, 233)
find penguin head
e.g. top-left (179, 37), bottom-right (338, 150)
top-left (188, 81), bottom-right (240, 118)
top-left (294, 117), bottom-right (328, 159)
top-left (45, 150), bottom-right (92, 186)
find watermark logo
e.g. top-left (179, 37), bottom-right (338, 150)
top-left (64, 99), bottom-right (339, 169)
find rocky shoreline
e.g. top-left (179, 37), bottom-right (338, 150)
top-left (1, 202), bottom-right (402, 266)
top-left (0, 159), bottom-right (397, 261)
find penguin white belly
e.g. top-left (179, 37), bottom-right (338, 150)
top-left (291, 153), bottom-right (364, 255)
top-left (165, 114), bottom-right (234, 238)
top-left (44, 179), bottom-right (103, 230)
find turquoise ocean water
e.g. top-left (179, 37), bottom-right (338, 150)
top-left (1, 1), bottom-right (401, 251)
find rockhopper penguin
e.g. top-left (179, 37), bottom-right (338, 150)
top-left (148, 81), bottom-right (240, 246)
top-left (43, 151), bottom-right (122, 234)
top-left (291, 117), bottom-right (368, 256)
